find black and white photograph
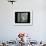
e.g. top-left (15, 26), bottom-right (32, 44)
top-left (15, 12), bottom-right (30, 23)
top-left (15, 11), bottom-right (32, 26)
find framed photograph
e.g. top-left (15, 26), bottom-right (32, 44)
top-left (15, 11), bottom-right (32, 26)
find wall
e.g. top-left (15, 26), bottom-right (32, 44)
top-left (0, 0), bottom-right (46, 42)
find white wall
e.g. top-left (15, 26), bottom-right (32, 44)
top-left (0, 0), bottom-right (46, 42)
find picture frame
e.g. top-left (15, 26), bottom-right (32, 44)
top-left (14, 11), bottom-right (33, 26)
